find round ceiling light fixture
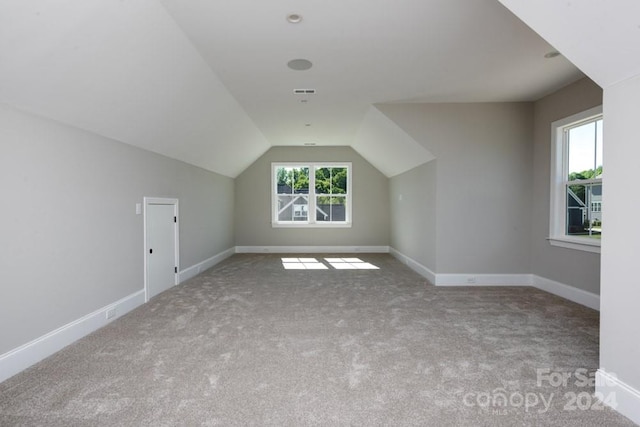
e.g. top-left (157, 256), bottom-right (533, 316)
top-left (544, 50), bottom-right (561, 59)
top-left (287, 58), bottom-right (313, 71)
top-left (287, 13), bottom-right (303, 23)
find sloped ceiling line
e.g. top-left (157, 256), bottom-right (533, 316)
top-left (0, 0), bottom-right (269, 178)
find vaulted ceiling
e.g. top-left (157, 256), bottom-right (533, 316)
top-left (0, 0), bottom-right (584, 177)
top-left (498, 0), bottom-right (640, 90)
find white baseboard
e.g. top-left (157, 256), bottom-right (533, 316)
top-left (388, 247), bottom-right (599, 310)
top-left (0, 290), bottom-right (145, 384)
top-left (596, 369), bottom-right (640, 425)
top-left (179, 247), bottom-right (235, 282)
top-left (0, 246), bottom-right (236, 384)
top-left (389, 247), bottom-right (436, 284)
top-left (436, 274), bottom-right (532, 286)
top-left (532, 275), bottom-right (600, 311)
top-left (235, 245), bottom-right (390, 254)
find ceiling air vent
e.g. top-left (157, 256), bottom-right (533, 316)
top-left (293, 89), bottom-right (316, 95)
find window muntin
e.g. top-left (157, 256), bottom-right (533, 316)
top-left (272, 162), bottom-right (351, 227)
top-left (549, 106), bottom-right (603, 253)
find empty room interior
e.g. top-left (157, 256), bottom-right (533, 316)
top-left (1, 0), bottom-right (639, 425)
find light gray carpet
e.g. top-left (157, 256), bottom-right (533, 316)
top-left (0, 254), bottom-right (634, 426)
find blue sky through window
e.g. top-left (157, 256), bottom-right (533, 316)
top-left (568, 119), bottom-right (603, 175)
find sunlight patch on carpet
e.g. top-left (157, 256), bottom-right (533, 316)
top-left (281, 258), bottom-right (328, 270)
top-left (324, 258), bottom-right (379, 270)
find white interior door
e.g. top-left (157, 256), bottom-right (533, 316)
top-left (145, 199), bottom-right (178, 301)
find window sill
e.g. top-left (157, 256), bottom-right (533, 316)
top-left (272, 222), bottom-right (352, 229)
top-left (547, 236), bottom-right (601, 254)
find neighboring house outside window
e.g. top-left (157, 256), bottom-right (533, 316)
top-left (549, 106), bottom-right (603, 253)
top-left (272, 162), bottom-right (352, 227)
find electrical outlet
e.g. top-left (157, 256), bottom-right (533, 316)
top-left (106, 308), bottom-right (116, 319)
top-left (466, 277), bottom-right (477, 284)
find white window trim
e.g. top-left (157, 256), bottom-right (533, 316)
top-left (549, 105), bottom-right (602, 254)
top-left (271, 162), bottom-right (352, 228)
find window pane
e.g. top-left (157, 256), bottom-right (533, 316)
top-left (276, 167), bottom-right (309, 195)
top-left (566, 183), bottom-right (601, 239)
top-left (568, 120), bottom-right (602, 180)
top-left (315, 167), bottom-right (348, 195)
top-left (276, 167), bottom-right (292, 194)
top-left (277, 195), bottom-right (308, 222)
top-left (294, 167), bottom-right (309, 194)
top-left (316, 196), bottom-right (346, 222)
top-left (331, 167), bottom-right (347, 193)
top-left (315, 167), bottom-right (330, 194)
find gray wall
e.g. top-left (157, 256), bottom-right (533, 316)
top-left (0, 104), bottom-right (235, 354)
top-left (380, 103), bottom-right (533, 274)
top-left (531, 78), bottom-right (602, 293)
top-left (389, 161), bottom-right (437, 272)
top-left (600, 72), bottom-right (640, 402)
top-left (235, 146), bottom-right (390, 247)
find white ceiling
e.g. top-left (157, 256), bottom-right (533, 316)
top-left (0, 0), bottom-right (269, 177)
top-left (498, 0), bottom-right (640, 90)
top-left (0, 0), bottom-right (584, 177)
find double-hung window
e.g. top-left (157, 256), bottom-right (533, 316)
top-left (549, 106), bottom-right (603, 253)
top-left (272, 162), bottom-right (352, 227)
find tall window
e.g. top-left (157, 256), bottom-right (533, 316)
top-left (272, 162), bottom-right (352, 227)
top-left (550, 106), bottom-right (603, 253)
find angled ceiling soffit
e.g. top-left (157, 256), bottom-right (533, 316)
top-left (352, 105), bottom-right (434, 178)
